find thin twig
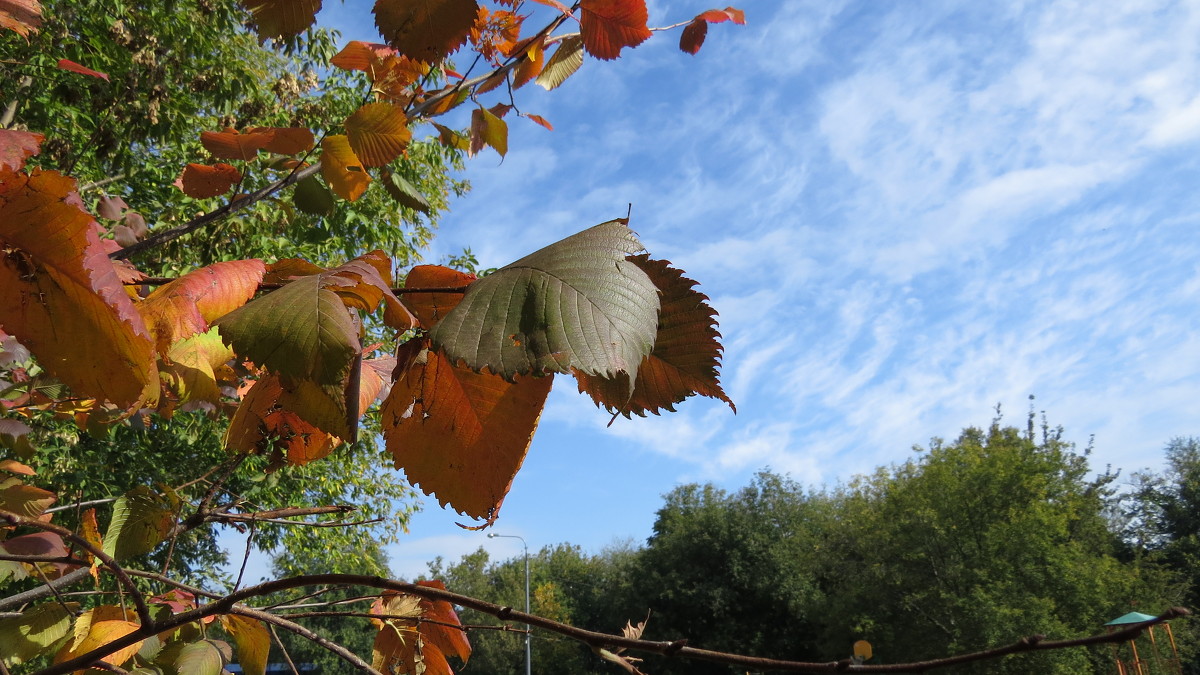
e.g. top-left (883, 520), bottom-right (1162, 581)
top-left (231, 605), bottom-right (382, 675)
top-left (269, 622), bottom-right (303, 675)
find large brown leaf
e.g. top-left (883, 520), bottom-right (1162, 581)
top-left (373, 0), bottom-right (479, 63)
top-left (575, 255), bottom-right (734, 418)
top-left (381, 344), bottom-right (552, 520)
top-left (401, 265), bottom-right (476, 329)
top-left (0, 169), bottom-right (157, 408)
top-left (240, 0), bottom-right (321, 41)
top-left (580, 0), bottom-right (651, 60)
top-left (0, 0), bottom-right (41, 39)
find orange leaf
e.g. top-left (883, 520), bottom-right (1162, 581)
top-left (331, 40), bottom-right (396, 71)
top-left (258, 126), bottom-right (315, 155)
top-left (381, 344), bottom-right (552, 520)
top-left (415, 580), bottom-right (471, 661)
top-left (177, 163), bottom-right (241, 199)
top-left (574, 255), bottom-right (733, 418)
top-left (525, 114), bottom-right (554, 131)
top-left (0, 168), bottom-right (158, 408)
top-left (239, 0), bottom-right (321, 41)
top-left (224, 375), bottom-right (340, 462)
top-left (138, 259), bottom-right (266, 352)
top-left (0, 0), bottom-right (41, 39)
top-left (373, 0), bottom-right (479, 63)
top-left (510, 40), bottom-right (545, 89)
top-left (220, 615), bottom-right (271, 675)
top-left (201, 128), bottom-right (273, 160)
top-left (54, 616), bottom-right (142, 669)
top-left (402, 265), bottom-right (475, 328)
top-left (320, 135), bottom-right (370, 201)
top-left (346, 102), bottom-right (411, 167)
top-left (0, 481), bottom-right (56, 517)
top-left (56, 58), bottom-right (109, 80)
top-left (580, 0), bottom-right (651, 61)
top-left (0, 129), bottom-right (42, 170)
top-left (469, 105), bottom-right (507, 158)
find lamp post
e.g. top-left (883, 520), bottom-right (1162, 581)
top-left (488, 533), bottom-right (531, 675)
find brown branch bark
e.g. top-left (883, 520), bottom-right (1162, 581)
top-left (27, 571), bottom-right (1192, 675)
top-left (230, 605), bottom-right (382, 674)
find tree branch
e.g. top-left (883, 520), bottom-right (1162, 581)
top-left (230, 605), bottom-right (383, 674)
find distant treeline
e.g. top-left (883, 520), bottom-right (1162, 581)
top-left (423, 414), bottom-right (1198, 674)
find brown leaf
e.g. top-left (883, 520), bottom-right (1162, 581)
top-left (401, 265), bottom-right (476, 328)
top-left (177, 163), bottom-right (241, 199)
top-left (240, 0), bottom-right (321, 41)
top-left (680, 8), bottom-right (745, 54)
top-left (0, 129), bottom-right (43, 171)
top-left (381, 344), bottom-right (552, 520)
top-left (580, 0), bottom-right (651, 60)
top-left (373, 0), bottom-right (479, 64)
top-left (321, 135), bottom-right (370, 201)
top-left (138, 259), bottom-right (266, 353)
top-left (331, 40), bottom-right (396, 71)
top-left (415, 580), bottom-right (471, 661)
top-left (255, 126), bottom-right (316, 155)
top-left (346, 102), bottom-right (412, 167)
top-left (0, 0), bottom-right (42, 39)
top-left (201, 128), bottom-right (273, 160)
top-left (0, 168), bottom-right (158, 408)
top-left (574, 255), bottom-right (733, 418)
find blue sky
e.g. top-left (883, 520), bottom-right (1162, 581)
top-left (304, 0), bottom-right (1200, 578)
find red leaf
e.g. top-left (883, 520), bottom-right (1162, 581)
top-left (56, 58), bottom-right (109, 81)
top-left (0, 0), bottom-right (42, 39)
top-left (0, 129), bottom-right (42, 171)
top-left (680, 18), bottom-right (707, 54)
top-left (580, 0), bottom-right (651, 61)
top-left (415, 581), bottom-right (472, 661)
top-left (373, 0), bottom-right (479, 64)
top-left (528, 0), bottom-right (571, 15)
top-left (525, 114), bottom-right (554, 131)
top-left (177, 163), bottom-right (241, 199)
top-left (96, 195), bottom-right (127, 220)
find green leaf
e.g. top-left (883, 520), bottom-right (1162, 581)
top-left (214, 275), bottom-right (359, 387)
top-left (430, 220), bottom-right (659, 385)
top-left (175, 640), bottom-right (225, 675)
top-left (382, 169), bottom-right (432, 214)
top-left (102, 486), bottom-right (175, 561)
top-left (537, 34), bottom-right (584, 91)
top-left (293, 175), bottom-right (336, 217)
top-left (0, 602), bottom-right (73, 664)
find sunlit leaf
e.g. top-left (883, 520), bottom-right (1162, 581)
top-left (536, 34), bottom-right (583, 90)
top-left (0, 602), bottom-right (71, 665)
top-left (511, 39), bottom-right (545, 89)
top-left (176, 163), bottom-right (241, 199)
top-left (575, 255), bottom-right (733, 418)
top-left (0, 129), bottom-right (42, 171)
top-left (402, 265), bottom-right (476, 329)
top-left (680, 8), bottom-right (745, 54)
top-left (525, 114), bottom-right (554, 131)
top-left (161, 329), bottom-right (236, 404)
top-left (469, 105), bottom-right (507, 158)
top-left (431, 122), bottom-right (470, 152)
top-left (251, 126), bottom-right (315, 155)
top-left (330, 40), bottom-right (395, 71)
top-left (200, 128), bottom-right (272, 160)
top-left (174, 639), bottom-right (226, 675)
top-left (219, 615), bottom-right (270, 675)
top-left (346, 102), bottom-right (411, 167)
top-left (0, 0), bottom-right (41, 39)
top-left (0, 480), bottom-right (55, 517)
top-left (414, 580), bottom-right (471, 661)
top-left (102, 486), bottom-right (175, 561)
top-left (320, 135), bottom-right (370, 202)
top-left (373, 0), bottom-right (479, 63)
top-left (138, 259), bottom-right (266, 352)
top-left (580, 0), bottom-right (651, 60)
top-left (430, 220), bottom-right (659, 385)
top-left (0, 168), bottom-right (158, 408)
top-left (239, 0), bottom-right (321, 41)
top-left (382, 343), bottom-right (552, 519)
top-left (54, 613), bottom-right (142, 670)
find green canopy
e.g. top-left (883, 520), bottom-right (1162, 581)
top-left (1105, 612), bottom-right (1158, 626)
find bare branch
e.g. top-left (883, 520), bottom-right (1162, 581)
top-left (231, 605), bottom-right (383, 674)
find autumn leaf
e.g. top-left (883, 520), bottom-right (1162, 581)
top-left (254, 126), bottom-right (315, 155)
top-left (346, 102), bottom-right (412, 166)
top-left (0, 129), bottom-right (42, 170)
top-left (580, 0), bottom-right (651, 61)
top-left (373, 0), bottom-right (479, 64)
top-left (331, 40), bottom-right (395, 71)
top-left (0, 0), bottom-right (41, 39)
top-left (469, 104), bottom-right (508, 158)
top-left (240, 0), bottom-right (321, 41)
top-left (536, 34), bottom-right (583, 90)
top-left (0, 168), bottom-right (158, 408)
top-left (432, 122), bottom-right (470, 152)
top-left (55, 58), bottom-right (109, 80)
top-left (53, 606), bottom-right (143, 670)
top-left (525, 113), bottom-right (554, 130)
top-left (370, 584), bottom-right (469, 675)
top-left (430, 220), bottom-right (659, 386)
top-left (680, 8), bottom-right (746, 54)
top-left (402, 265), bottom-right (476, 328)
top-left (382, 343), bottom-right (552, 520)
top-left (320, 135), bottom-right (371, 201)
top-left (161, 329), bottom-right (237, 405)
top-left (0, 602), bottom-right (72, 665)
top-left (414, 580), bottom-right (472, 661)
top-left (511, 39), bottom-right (545, 89)
top-left (201, 128), bottom-right (273, 160)
top-left (575, 255), bottom-right (733, 418)
top-left (0, 479), bottom-right (55, 518)
top-left (177, 163), bottom-right (241, 199)
top-left (220, 615), bottom-right (270, 675)
top-left (138, 259), bottom-right (266, 352)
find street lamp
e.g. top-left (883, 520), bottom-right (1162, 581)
top-left (487, 533), bottom-right (531, 675)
